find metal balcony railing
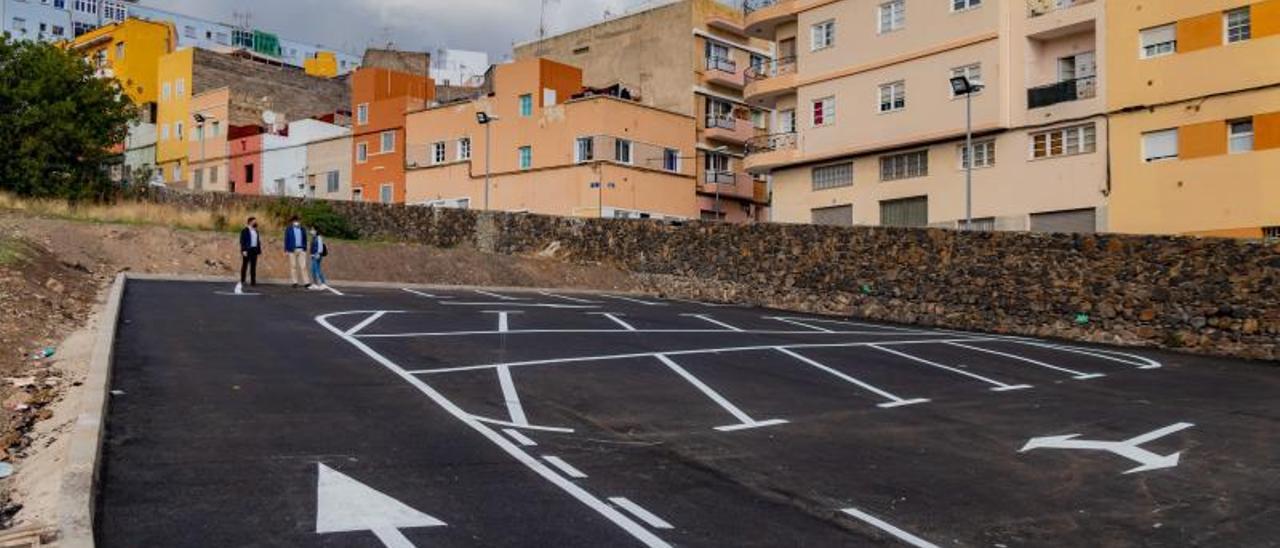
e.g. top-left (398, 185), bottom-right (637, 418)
top-left (1027, 76), bottom-right (1097, 109)
top-left (745, 56), bottom-right (796, 81)
top-left (744, 0), bottom-right (783, 15)
top-left (1027, 0), bottom-right (1095, 17)
top-left (745, 132), bottom-right (797, 155)
top-left (706, 56), bottom-right (737, 73)
top-left (706, 115), bottom-right (737, 130)
top-left (704, 170), bottom-right (737, 186)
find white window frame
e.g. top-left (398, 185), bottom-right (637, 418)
top-left (175, 78), bottom-right (184, 96)
top-left (958, 139), bottom-right (996, 169)
top-left (878, 81), bottom-right (906, 113)
top-left (1140, 24), bottom-right (1177, 59)
top-left (458, 137), bottom-right (471, 161)
top-left (811, 20), bottom-right (835, 51)
top-left (356, 103), bottom-right (369, 125)
top-left (951, 0), bottom-right (981, 12)
top-left (432, 141), bottom-right (447, 164)
top-left (1225, 7), bottom-right (1251, 44)
top-left (615, 139), bottom-right (633, 164)
top-left (326, 171), bottom-right (340, 193)
top-left (1142, 128), bottom-right (1179, 162)
top-left (380, 130), bottom-right (395, 153)
top-left (574, 137), bottom-right (594, 163)
top-left (518, 146), bottom-right (532, 170)
top-left (161, 82), bottom-right (171, 100)
top-left (356, 142), bottom-right (368, 163)
top-left (663, 149), bottom-right (681, 173)
top-left (880, 150), bottom-right (929, 181)
top-left (1031, 123), bottom-right (1097, 160)
top-left (1228, 118), bottom-right (1254, 154)
top-left (379, 184), bottom-right (393, 204)
top-left (879, 0), bottom-right (906, 34)
top-left (519, 94), bottom-right (533, 117)
top-left (812, 162), bottom-right (854, 190)
top-left (812, 96), bottom-right (835, 127)
top-left (950, 64), bottom-right (982, 98)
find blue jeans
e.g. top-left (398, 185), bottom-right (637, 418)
top-left (310, 256), bottom-right (327, 285)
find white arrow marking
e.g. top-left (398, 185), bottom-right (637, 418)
top-left (316, 463), bottom-right (445, 547)
top-left (1020, 422), bottom-right (1194, 474)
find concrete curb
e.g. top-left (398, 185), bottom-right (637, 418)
top-left (55, 273), bottom-right (126, 548)
top-left (120, 273), bottom-right (653, 298)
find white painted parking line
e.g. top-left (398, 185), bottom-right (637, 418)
top-left (474, 289), bottom-right (527, 301)
top-left (782, 316), bottom-right (937, 335)
top-left (539, 291), bottom-right (602, 304)
top-left (346, 312), bottom-right (388, 337)
top-left (604, 295), bottom-right (669, 306)
top-left (773, 348), bottom-right (929, 409)
top-left (542, 456), bottom-right (588, 479)
top-left (840, 507), bottom-right (938, 548)
top-left (655, 354), bottom-right (788, 432)
top-left (765, 317), bottom-right (834, 333)
top-left (681, 314), bottom-right (744, 332)
top-left (496, 365), bottom-right (528, 426)
top-left (325, 285), bottom-right (346, 296)
top-left (945, 342), bottom-right (1105, 380)
top-left (358, 328), bottom-right (920, 339)
top-left (870, 345), bottom-right (1033, 392)
top-left (589, 312), bottom-right (637, 331)
top-left (609, 497), bottom-right (674, 530)
top-left (470, 415), bottom-right (575, 433)
top-left (503, 428), bottom-right (538, 447)
top-left (484, 311), bottom-right (524, 333)
top-left (664, 298), bottom-right (735, 308)
top-left (401, 288), bottom-right (453, 299)
top-left (1011, 340), bottom-right (1163, 370)
top-left (317, 312), bottom-right (670, 548)
top-left (440, 302), bottom-right (599, 309)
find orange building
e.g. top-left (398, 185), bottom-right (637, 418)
top-left (350, 66), bottom-right (435, 203)
top-left (403, 58), bottom-right (698, 219)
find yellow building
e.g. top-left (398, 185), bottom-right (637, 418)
top-left (67, 18), bottom-right (177, 107)
top-left (1107, 0), bottom-right (1280, 237)
top-left (155, 48), bottom-right (195, 184)
top-left (304, 52), bottom-right (339, 78)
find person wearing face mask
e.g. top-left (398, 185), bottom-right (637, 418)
top-left (283, 215), bottom-right (312, 289)
top-left (236, 216), bottom-right (261, 293)
top-left (307, 227), bottom-right (329, 291)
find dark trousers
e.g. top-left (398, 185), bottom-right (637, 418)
top-left (240, 252), bottom-right (259, 285)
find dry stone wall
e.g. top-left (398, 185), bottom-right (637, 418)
top-left (149, 190), bottom-right (1280, 361)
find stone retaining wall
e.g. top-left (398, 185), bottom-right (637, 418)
top-left (148, 190), bottom-right (1280, 361)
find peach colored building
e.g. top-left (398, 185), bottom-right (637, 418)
top-left (350, 63), bottom-right (434, 204)
top-left (515, 0), bottom-right (772, 222)
top-left (403, 58), bottom-right (698, 220)
top-left (745, 0), bottom-right (1108, 232)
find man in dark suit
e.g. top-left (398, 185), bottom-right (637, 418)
top-left (238, 216), bottom-right (262, 291)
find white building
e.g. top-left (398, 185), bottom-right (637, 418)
top-left (2, 0), bottom-right (132, 42)
top-left (261, 119), bottom-right (349, 198)
top-left (430, 48), bottom-right (488, 86)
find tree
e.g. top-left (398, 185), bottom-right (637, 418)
top-left (0, 35), bottom-right (136, 200)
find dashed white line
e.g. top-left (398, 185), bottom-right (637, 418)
top-left (681, 314), bottom-right (743, 332)
top-left (590, 313), bottom-right (637, 331)
top-left (542, 456), bottom-right (588, 478)
top-left (503, 429), bottom-right (537, 447)
top-left (609, 497), bottom-right (674, 530)
top-left (840, 507), bottom-right (938, 548)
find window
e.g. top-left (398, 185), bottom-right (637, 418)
top-left (1032, 123), bottom-right (1097, 159)
top-left (751, 110), bottom-right (768, 130)
top-left (959, 139), bottom-right (996, 169)
top-left (705, 151), bottom-right (730, 174)
top-left (172, 165), bottom-right (181, 182)
top-left (1140, 24), bottom-right (1176, 58)
top-left (209, 166), bottom-right (219, 184)
top-left (245, 164), bottom-right (255, 183)
top-left (880, 150), bottom-right (929, 181)
top-left (952, 0), bottom-right (981, 11)
top-left (356, 104), bottom-right (369, 125)
top-left (706, 41), bottom-right (731, 68)
top-left (194, 125), bottom-right (204, 142)
top-left (879, 81), bottom-right (906, 113)
top-left (880, 196), bottom-right (928, 227)
top-left (352, 188), bottom-right (363, 201)
top-left (433, 141), bottom-right (447, 164)
top-left (1225, 8), bottom-right (1251, 44)
top-left (160, 124), bottom-right (170, 140)
top-left (356, 142), bottom-right (368, 163)
top-left (950, 64), bottom-right (982, 97)
top-left (519, 94), bottom-right (533, 117)
top-left (326, 171), bottom-right (340, 193)
top-left (663, 149), bottom-right (680, 172)
top-left (175, 78), bottom-right (184, 96)
top-left (879, 0), bottom-right (906, 33)
top-left (1142, 129), bottom-right (1178, 162)
top-left (811, 205), bottom-right (854, 227)
top-left (175, 122), bottom-right (184, 140)
top-left (193, 168), bottom-right (203, 188)
top-left (115, 42), bottom-right (125, 60)
top-left (211, 121), bottom-right (220, 137)
top-left (380, 131), bottom-right (395, 153)
top-left (518, 146), bottom-right (532, 169)
top-left (812, 162), bottom-right (853, 190)
top-left (575, 137), bottom-right (594, 163)
top-left (615, 139), bottom-right (632, 164)
top-left (184, 25), bottom-right (196, 39)
top-left (543, 88), bottom-right (557, 107)
top-left (811, 20), bottom-right (835, 50)
top-left (707, 99), bottom-right (734, 128)
top-left (812, 96), bottom-right (835, 127)
top-left (1229, 118), bottom-right (1254, 154)
top-left (380, 184), bottom-right (393, 203)
top-left (779, 109), bottom-right (796, 133)
top-left (161, 82), bottom-right (171, 100)
top-left (458, 138), bottom-right (471, 161)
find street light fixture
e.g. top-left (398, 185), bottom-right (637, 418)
top-left (950, 76), bottom-right (984, 231)
top-left (476, 111), bottom-right (498, 210)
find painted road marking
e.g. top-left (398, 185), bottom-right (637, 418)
top-left (358, 328), bottom-right (919, 339)
top-left (496, 365), bottom-right (528, 426)
top-left (765, 317), bottom-right (834, 333)
top-left (665, 298), bottom-right (735, 308)
top-left (484, 311), bottom-right (524, 333)
top-left (401, 288), bottom-right (453, 299)
top-left (471, 415), bottom-right (574, 433)
top-left (1011, 340), bottom-right (1163, 370)
top-left (324, 285), bottom-right (346, 297)
top-left (604, 295), bottom-right (669, 306)
top-left (542, 456), bottom-right (588, 479)
top-left (589, 313), bottom-right (637, 331)
top-left (870, 345), bottom-right (1033, 392)
top-left (945, 342), bottom-right (1105, 380)
top-left (840, 507), bottom-right (938, 548)
top-left (773, 348), bottom-right (929, 409)
top-left (503, 429), bottom-right (537, 447)
top-left (681, 314), bottom-right (744, 332)
top-left (316, 463), bottom-right (445, 547)
top-left (655, 354), bottom-right (788, 432)
top-left (214, 291), bottom-right (263, 296)
top-left (474, 289), bottom-right (526, 301)
top-left (1021, 422), bottom-right (1195, 474)
top-left (782, 316), bottom-right (937, 335)
top-left (609, 497), bottom-right (674, 530)
top-left (346, 311), bottom-right (389, 337)
top-left (539, 291), bottom-right (602, 304)
top-left (317, 312), bottom-right (672, 548)
top-left (441, 302), bottom-right (599, 309)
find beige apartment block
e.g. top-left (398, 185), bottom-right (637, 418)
top-left (745, 0), bottom-right (1108, 232)
top-left (515, 0), bottom-right (773, 222)
top-left (403, 58), bottom-right (698, 220)
top-left (306, 134), bottom-right (354, 201)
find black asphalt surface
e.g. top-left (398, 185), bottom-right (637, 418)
top-left (98, 280), bottom-right (1280, 547)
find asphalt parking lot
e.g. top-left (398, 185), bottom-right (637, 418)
top-left (97, 280), bottom-right (1280, 547)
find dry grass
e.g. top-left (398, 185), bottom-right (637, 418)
top-left (0, 192), bottom-right (280, 234)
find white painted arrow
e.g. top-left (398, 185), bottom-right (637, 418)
top-left (1020, 423), bottom-right (1194, 474)
top-left (316, 463), bottom-right (446, 547)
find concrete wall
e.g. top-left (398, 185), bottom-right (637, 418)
top-left (146, 189), bottom-right (1280, 361)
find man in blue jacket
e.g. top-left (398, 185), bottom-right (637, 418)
top-left (283, 215), bottom-right (311, 288)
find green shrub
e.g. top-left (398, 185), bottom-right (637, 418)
top-left (267, 199), bottom-right (358, 240)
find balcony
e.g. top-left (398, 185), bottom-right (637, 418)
top-left (703, 115), bottom-right (755, 145)
top-left (1027, 76), bottom-right (1097, 109)
top-left (701, 171), bottom-right (757, 201)
top-left (1027, 0), bottom-right (1094, 18)
top-left (706, 15), bottom-right (747, 37)
top-left (704, 57), bottom-right (746, 89)
top-left (743, 132), bottom-right (799, 172)
top-left (743, 0), bottom-right (798, 37)
top-left (743, 56), bottom-right (797, 106)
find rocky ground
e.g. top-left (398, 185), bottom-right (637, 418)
top-left (0, 210), bottom-right (640, 531)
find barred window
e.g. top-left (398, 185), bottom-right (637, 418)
top-left (880, 150), bottom-right (928, 181)
top-left (812, 162), bottom-right (853, 190)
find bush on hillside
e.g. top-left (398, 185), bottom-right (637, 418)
top-left (266, 199), bottom-right (358, 240)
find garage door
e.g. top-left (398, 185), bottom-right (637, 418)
top-left (811, 205), bottom-right (854, 227)
top-left (1030, 208), bottom-right (1097, 234)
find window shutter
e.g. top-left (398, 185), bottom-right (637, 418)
top-left (1142, 129), bottom-right (1179, 161)
top-left (1140, 25), bottom-right (1175, 48)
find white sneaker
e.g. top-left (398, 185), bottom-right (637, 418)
top-left (308, 285), bottom-right (323, 291)
top-left (234, 283), bottom-right (243, 295)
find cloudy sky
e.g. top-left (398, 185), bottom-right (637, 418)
top-left (142, 0), bottom-right (736, 59)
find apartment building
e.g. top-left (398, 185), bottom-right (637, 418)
top-left (350, 50), bottom-right (435, 203)
top-left (402, 57), bottom-right (698, 219)
top-left (514, 0), bottom-right (772, 223)
top-left (2, 0), bottom-right (132, 42)
top-left (68, 18), bottom-right (175, 110)
top-left (1106, 0), bottom-right (1280, 238)
top-left (307, 132), bottom-right (354, 201)
top-left (744, 0), bottom-right (1108, 232)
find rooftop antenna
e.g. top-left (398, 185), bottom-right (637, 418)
top-left (537, 0), bottom-right (561, 55)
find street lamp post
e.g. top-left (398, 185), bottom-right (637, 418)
top-left (950, 76), bottom-right (984, 231)
top-left (476, 112), bottom-right (498, 210)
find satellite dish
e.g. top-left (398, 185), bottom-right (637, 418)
top-left (262, 110), bottom-right (278, 127)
